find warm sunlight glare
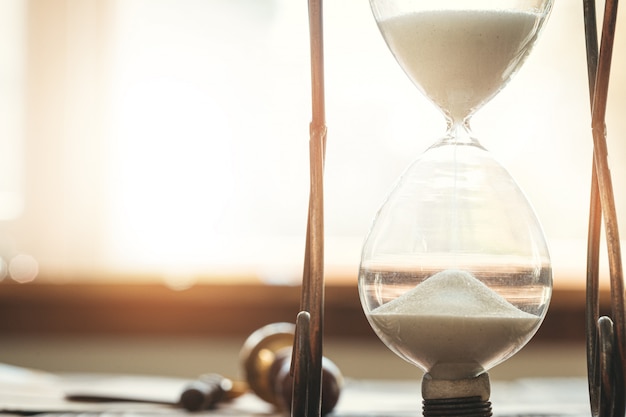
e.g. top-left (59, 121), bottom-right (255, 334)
top-left (0, 0), bottom-right (623, 284)
top-left (0, 0), bottom-right (25, 221)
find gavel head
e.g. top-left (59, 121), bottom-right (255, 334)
top-left (239, 322), bottom-right (343, 415)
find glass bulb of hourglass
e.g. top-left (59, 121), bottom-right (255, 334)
top-left (359, 141), bottom-right (552, 380)
top-left (358, 0), bottom-right (554, 392)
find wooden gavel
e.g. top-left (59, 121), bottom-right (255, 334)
top-left (240, 322), bottom-right (343, 415)
top-left (180, 322), bottom-right (342, 414)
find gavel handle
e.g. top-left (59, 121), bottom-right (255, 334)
top-left (179, 373), bottom-right (232, 411)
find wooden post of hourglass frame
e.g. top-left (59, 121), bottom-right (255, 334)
top-left (291, 1), bottom-right (326, 417)
top-left (582, 0), bottom-right (625, 416)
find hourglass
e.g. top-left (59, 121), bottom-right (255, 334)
top-left (358, 1), bottom-right (554, 415)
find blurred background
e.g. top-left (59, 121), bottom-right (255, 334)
top-left (0, 0), bottom-right (624, 382)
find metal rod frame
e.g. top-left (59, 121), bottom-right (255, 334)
top-left (291, 1), bottom-right (326, 417)
top-left (583, 1), bottom-right (624, 416)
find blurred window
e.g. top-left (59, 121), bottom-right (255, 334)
top-left (0, 0), bottom-right (624, 286)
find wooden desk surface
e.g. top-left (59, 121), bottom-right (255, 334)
top-left (0, 366), bottom-right (592, 417)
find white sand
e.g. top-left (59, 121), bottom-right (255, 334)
top-left (368, 269), bottom-right (540, 379)
top-left (378, 10), bottom-right (542, 121)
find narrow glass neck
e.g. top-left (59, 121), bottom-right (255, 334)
top-left (441, 116), bottom-right (479, 146)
